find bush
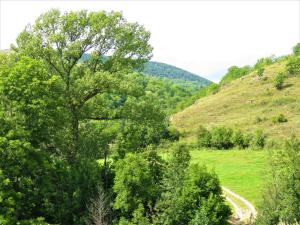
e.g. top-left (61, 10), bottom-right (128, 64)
top-left (253, 130), bottom-right (266, 148)
top-left (257, 67), bottom-right (265, 77)
top-left (286, 56), bottom-right (300, 75)
top-left (164, 126), bottom-right (180, 141)
top-left (231, 130), bottom-right (252, 149)
top-left (254, 56), bottom-right (275, 70)
top-left (292, 42), bottom-right (300, 56)
top-left (197, 126), bottom-right (212, 148)
top-left (256, 138), bottom-right (300, 224)
top-left (272, 114), bottom-right (288, 123)
top-left (274, 72), bottom-right (285, 90)
top-left (210, 127), bottom-right (233, 149)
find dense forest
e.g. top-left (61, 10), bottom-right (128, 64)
top-left (0, 9), bottom-right (230, 225)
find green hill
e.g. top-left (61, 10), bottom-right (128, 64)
top-left (172, 58), bottom-right (300, 142)
top-left (144, 61), bottom-right (211, 88)
top-left (81, 54), bottom-right (212, 89)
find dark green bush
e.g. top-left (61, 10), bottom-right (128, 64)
top-left (197, 126), bottom-right (212, 148)
top-left (253, 130), bottom-right (267, 148)
top-left (272, 114), bottom-right (288, 123)
top-left (164, 126), bottom-right (180, 141)
top-left (197, 126), bottom-right (262, 150)
top-left (231, 130), bottom-right (252, 149)
top-left (210, 127), bottom-right (234, 149)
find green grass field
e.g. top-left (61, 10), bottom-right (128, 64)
top-left (188, 149), bottom-right (270, 207)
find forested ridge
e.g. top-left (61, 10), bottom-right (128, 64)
top-left (143, 61), bottom-right (211, 88)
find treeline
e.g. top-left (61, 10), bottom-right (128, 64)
top-left (0, 9), bottom-right (230, 225)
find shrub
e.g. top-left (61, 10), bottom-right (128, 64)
top-left (257, 67), bottom-right (265, 77)
top-left (210, 127), bottom-right (233, 149)
top-left (256, 137), bottom-right (300, 224)
top-left (254, 56), bottom-right (275, 70)
top-left (272, 114), bottom-right (288, 124)
top-left (286, 56), bottom-right (300, 75)
top-left (197, 126), bottom-right (212, 148)
top-left (255, 116), bottom-right (267, 124)
top-left (231, 130), bottom-right (252, 149)
top-left (274, 72), bottom-right (285, 90)
top-left (292, 42), bottom-right (300, 56)
top-left (253, 130), bottom-right (266, 148)
top-left (164, 126), bottom-right (180, 141)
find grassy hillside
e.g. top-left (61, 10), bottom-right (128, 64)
top-left (144, 61), bottom-right (211, 88)
top-left (172, 60), bottom-right (300, 142)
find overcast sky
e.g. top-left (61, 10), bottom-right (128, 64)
top-left (1, 1), bottom-right (299, 82)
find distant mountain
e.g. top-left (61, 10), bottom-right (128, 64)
top-left (143, 61), bottom-right (211, 88)
top-left (81, 54), bottom-right (212, 88)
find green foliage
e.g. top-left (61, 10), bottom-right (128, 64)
top-left (143, 61), bottom-right (211, 88)
top-left (14, 8), bottom-right (153, 162)
top-left (253, 56), bottom-right (275, 70)
top-left (163, 126), bottom-right (180, 141)
top-left (274, 72), bottom-right (285, 90)
top-left (115, 95), bottom-right (167, 158)
top-left (197, 126), bottom-right (212, 148)
top-left (197, 126), bottom-right (264, 150)
top-left (144, 76), bottom-right (202, 115)
top-left (286, 55), bottom-right (300, 75)
top-left (292, 42), bottom-right (300, 56)
top-left (220, 65), bottom-right (252, 85)
top-left (231, 130), bottom-right (252, 149)
top-left (253, 130), bottom-right (266, 149)
top-left (113, 153), bottom-right (156, 217)
top-left (154, 145), bottom-right (230, 224)
top-left (257, 67), bottom-right (265, 78)
top-left (256, 138), bottom-right (300, 224)
top-left (210, 127), bottom-right (234, 149)
top-left (272, 114), bottom-right (288, 124)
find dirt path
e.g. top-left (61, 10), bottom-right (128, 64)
top-left (222, 186), bottom-right (257, 225)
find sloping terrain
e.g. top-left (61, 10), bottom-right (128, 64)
top-left (172, 61), bottom-right (300, 141)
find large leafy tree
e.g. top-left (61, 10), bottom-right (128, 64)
top-left (13, 9), bottom-right (153, 162)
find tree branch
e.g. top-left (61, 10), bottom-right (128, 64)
top-left (81, 115), bottom-right (121, 121)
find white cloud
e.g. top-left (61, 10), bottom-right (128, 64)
top-left (1, 0), bottom-right (299, 81)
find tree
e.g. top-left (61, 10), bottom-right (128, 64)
top-left (13, 9), bottom-right (153, 162)
top-left (113, 153), bottom-right (156, 219)
top-left (154, 145), bottom-right (231, 225)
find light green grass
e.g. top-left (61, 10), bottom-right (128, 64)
top-left (189, 149), bottom-right (270, 207)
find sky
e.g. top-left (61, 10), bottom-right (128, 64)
top-left (0, 1), bottom-right (299, 82)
